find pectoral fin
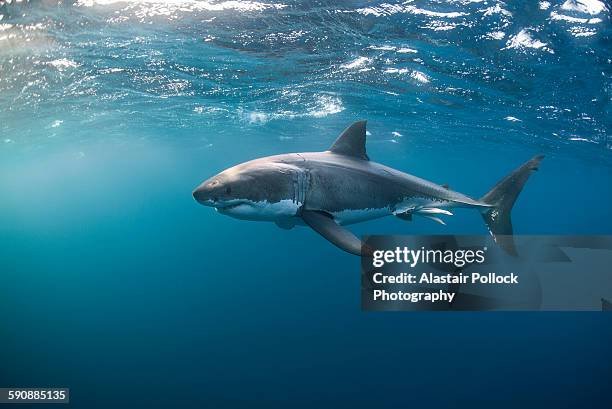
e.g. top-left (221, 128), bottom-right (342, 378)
top-left (301, 210), bottom-right (370, 256)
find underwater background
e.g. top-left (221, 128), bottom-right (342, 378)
top-left (1, 0), bottom-right (611, 407)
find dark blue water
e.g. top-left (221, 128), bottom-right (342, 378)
top-left (1, 1), bottom-right (611, 407)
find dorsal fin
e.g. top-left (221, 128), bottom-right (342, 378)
top-left (328, 120), bottom-right (369, 160)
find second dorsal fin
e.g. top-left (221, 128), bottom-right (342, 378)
top-left (328, 120), bottom-right (369, 160)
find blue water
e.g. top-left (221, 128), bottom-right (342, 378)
top-left (1, 0), bottom-right (611, 407)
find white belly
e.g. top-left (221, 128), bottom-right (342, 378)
top-left (218, 199), bottom-right (300, 221)
top-left (331, 207), bottom-right (392, 225)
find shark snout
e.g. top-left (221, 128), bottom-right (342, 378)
top-left (192, 183), bottom-right (217, 206)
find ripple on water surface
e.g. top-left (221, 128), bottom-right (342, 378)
top-left (0, 0), bottom-right (609, 157)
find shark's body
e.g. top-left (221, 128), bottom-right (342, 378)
top-left (193, 121), bottom-right (543, 256)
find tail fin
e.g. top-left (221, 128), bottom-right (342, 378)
top-left (480, 155), bottom-right (544, 255)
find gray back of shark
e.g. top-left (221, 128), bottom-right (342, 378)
top-left (193, 121), bottom-right (543, 256)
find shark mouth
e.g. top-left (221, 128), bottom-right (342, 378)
top-left (214, 199), bottom-right (251, 211)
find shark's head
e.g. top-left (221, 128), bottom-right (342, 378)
top-left (192, 158), bottom-right (300, 221)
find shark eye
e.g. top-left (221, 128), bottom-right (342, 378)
top-left (225, 186), bottom-right (232, 194)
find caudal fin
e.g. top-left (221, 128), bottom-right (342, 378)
top-left (480, 155), bottom-right (544, 255)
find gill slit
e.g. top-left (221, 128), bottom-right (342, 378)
top-left (293, 169), bottom-right (311, 213)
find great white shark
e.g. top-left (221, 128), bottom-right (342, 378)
top-left (193, 121), bottom-right (543, 256)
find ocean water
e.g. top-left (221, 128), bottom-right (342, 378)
top-left (1, 0), bottom-right (611, 407)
